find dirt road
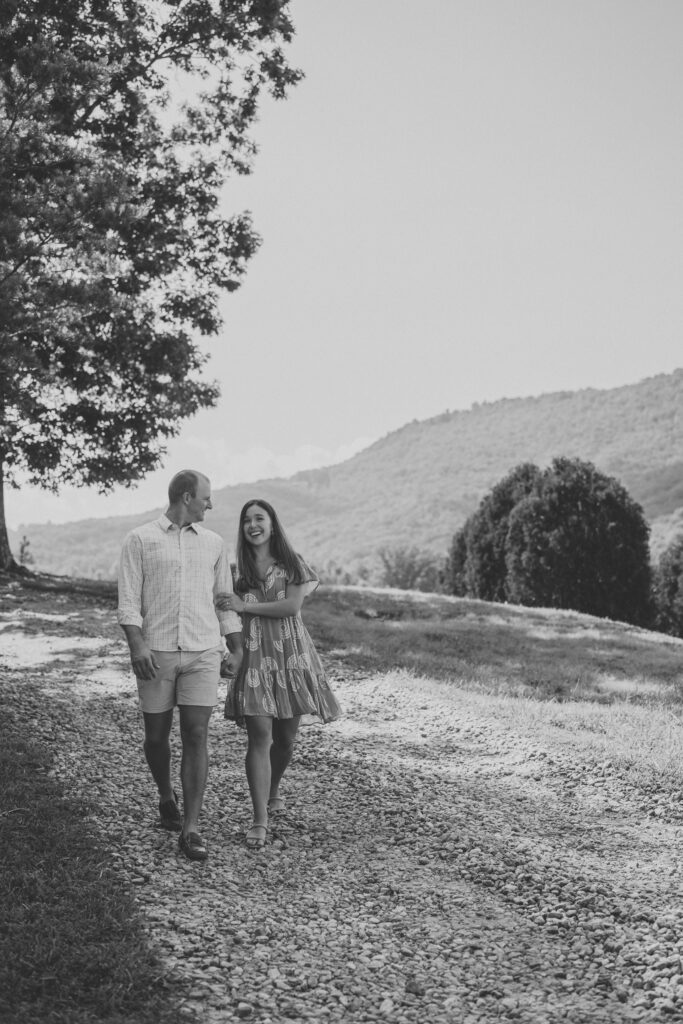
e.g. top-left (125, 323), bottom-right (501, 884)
top-left (2, 588), bottom-right (682, 1023)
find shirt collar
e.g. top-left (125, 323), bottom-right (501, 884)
top-left (158, 514), bottom-right (200, 534)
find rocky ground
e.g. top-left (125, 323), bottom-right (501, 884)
top-left (2, 583), bottom-right (683, 1023)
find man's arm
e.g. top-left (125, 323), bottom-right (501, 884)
top-left (222, 629), bottom-right (243, 677)
top-left (118, 533), bottom-right (158, 680)
top-left (121, 624), bottom-right (160, 681)
top-left (213, 544), bottom-right (242, 636)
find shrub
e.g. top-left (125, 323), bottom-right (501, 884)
top-left (377, 546), bottom-right (444, 593)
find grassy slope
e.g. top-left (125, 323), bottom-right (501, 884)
top-left (307, 585), bottom-right (683, 705)
top-left (307, 585), bottom-right (683, 791)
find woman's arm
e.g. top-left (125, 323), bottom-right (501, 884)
top-left (216, 583), bottom-right (307, 618)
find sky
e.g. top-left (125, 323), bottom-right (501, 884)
top-left (7, 0), bottom-right (683, 530)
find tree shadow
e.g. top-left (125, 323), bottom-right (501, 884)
top-left (0, 679), bottom-right (189, 1024)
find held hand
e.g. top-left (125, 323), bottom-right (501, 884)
top-left (221, 649), bottom-right (243, 679)
top-left (216, 592), bottom-right (245, 614)
top-left (129, 645), bottom-right (159, 681)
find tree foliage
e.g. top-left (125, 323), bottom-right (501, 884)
top-left (448, 457), bottom-right (652, 626)
top-left (447, 462), bottom-right (540, 600)
top-left (0, 0), bottom-right (301, 567)
top-left (447, 529), bottom-right (468, 598)
top-left (506, 458), bottom-right (652, 623)
top-left (652, 534), bottom-right (683, 637)
top-left (377, 546), bottom-right (444, 593)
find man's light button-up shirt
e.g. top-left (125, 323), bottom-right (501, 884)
top-left (117, 515), bottom-right (241, 651)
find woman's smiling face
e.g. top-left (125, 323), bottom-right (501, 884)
top-left (243, 504), bottom-right (273, 548)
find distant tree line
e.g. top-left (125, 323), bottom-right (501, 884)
top-left (318, 550), bottom-right (445, 594)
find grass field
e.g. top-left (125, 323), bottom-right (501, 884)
top-left (306, 585), bottom-right (683, 791)
top-left (307, 584), bottom-right (683, 705)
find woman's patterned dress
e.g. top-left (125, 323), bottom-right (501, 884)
top-left (224, 558), bottom-right (342, 726)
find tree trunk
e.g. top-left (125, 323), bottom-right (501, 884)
top-left (0, 460), bottom-right (19, 571)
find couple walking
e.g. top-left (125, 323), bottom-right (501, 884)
top-left (117, 470), bottom-right (341, 862)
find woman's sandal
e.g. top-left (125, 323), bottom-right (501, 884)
top-left (245, 824), bottom-right (268, 850)
top-left (267, 796), bottom-right (285, 814)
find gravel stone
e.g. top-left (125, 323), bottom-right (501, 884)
top-left (2, 589), bottom-right (683, 1023)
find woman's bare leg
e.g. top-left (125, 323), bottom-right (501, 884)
top-left (245, 715), bottom-right (273, 828)
top-left (269, 716), bottom-right (300, 804)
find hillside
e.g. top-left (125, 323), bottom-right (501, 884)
top-left (11, 369), bottom-right (683, 578)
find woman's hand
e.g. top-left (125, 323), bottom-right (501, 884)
top-left (216, 592), bottom-right (246, 613)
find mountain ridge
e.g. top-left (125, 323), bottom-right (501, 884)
top-left (11, 369), bottom-right (683, 578)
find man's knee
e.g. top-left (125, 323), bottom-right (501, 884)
top-left (179, 707), bottom-right (212, 748)
top-left (180, 723), bottom-right (209, 749)
top-left (143, 713), bottom-right (173, 749)
top-left (144, 732), bottom-right (169, 753)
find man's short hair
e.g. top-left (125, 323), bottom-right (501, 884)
top-left (168, 470), bottom-right (206, 504)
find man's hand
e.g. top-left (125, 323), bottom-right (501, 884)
top-left (222, 632), bottom-right (243, 678)
top-left (221, 649), bottom-right (243, 679)
top-left (129, 644), bottom-right (160, 681)
top-left (121, 625), bottom-right (159, 680)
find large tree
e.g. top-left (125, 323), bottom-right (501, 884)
top-left (652, 534), bottom-right (683, 637)
top-left (505, 457), bottom-right (651, 625)
top-left (448, 457), bottom-right (651, 626)
top-left (447, 462), bottom-right (541, 599)
top-left (0, 0), bottom-right (301, 569)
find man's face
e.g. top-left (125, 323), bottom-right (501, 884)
top-left (186, 478), bottom-right (212, 523)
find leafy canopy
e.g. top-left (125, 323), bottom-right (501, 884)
top-left (447, 462), bottom-right (541, 601)
top-left (0, 0), bottom-right (301, 495)
top-left (449, 457), bottom-right (652, 626)
top-left (653, 534), bottom-right (683, 637)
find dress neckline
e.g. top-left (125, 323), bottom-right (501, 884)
top-left (255, 560), bottom-right (277, 582)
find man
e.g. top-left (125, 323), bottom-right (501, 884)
top-left (117, 470), bottom-right (242, 861)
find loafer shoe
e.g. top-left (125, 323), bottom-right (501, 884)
top-left (159, 791), bottom-right (181, 832)
top-left (178, 831), bottom-right (208, 861)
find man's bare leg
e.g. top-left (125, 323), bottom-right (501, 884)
top-left (142, 709), bottom-right (175, 803)
top-left (178, 704), bottom-right (213, 837)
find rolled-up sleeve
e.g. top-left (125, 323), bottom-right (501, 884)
top-left (214, 545), bottom-right (242, 636)
top-left (117, 532), bottom-right (144, 628)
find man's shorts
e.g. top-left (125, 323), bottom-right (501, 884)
top-left (136, 646), bottom-right (222, 713)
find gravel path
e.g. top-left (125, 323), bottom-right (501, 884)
top-left (2, 594), bottom-right (683, 1023)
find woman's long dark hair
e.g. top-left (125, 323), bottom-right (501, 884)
top-left (235, 498), bottom-right (305, 591)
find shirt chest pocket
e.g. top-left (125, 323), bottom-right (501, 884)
top-left (142, 538), bottom-right (182, 578)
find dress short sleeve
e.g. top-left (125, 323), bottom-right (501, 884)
top-left (290, 554), bottom-right (319, 597)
